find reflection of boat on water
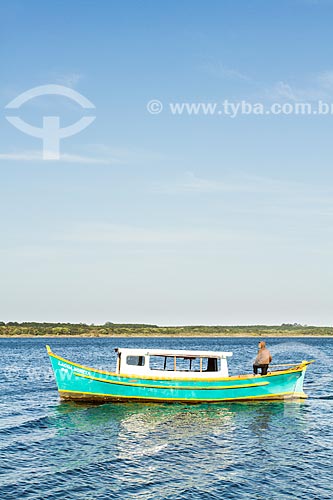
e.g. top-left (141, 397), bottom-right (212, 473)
top-left (47, 346), bottom-right (313, 403)
top-left (44, 397), bottom-right (309, 498)
top-left (53, 399), bottom-right (235, 433)
top-left (49, 400), bottom-right (306, 465)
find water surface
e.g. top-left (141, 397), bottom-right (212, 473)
top-left (0, 337), bottom-right (332, 499)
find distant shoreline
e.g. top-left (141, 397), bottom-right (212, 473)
top-left (1, 334), bottom-right (332, 338)
top-left (1, 322), bottom-right (332, 338)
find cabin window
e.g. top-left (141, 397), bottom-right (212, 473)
top-left (126, 355), bottom-right (145, 366)
top-left (149, 356), bottom-right (220, 372)
top-left (177, 356), bottom-right (200, 371)
top-left (206, 358), bottom-right (220, 372)
top-left (150, 355), bottom-right (173, 371)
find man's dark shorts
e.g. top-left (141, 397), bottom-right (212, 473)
top-left (253, 364), bottom-right (269, 375)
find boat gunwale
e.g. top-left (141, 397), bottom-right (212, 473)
top-left (46, 346), bottom-right (312, 382)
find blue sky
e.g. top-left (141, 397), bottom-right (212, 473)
top-left (1, 0), bottom-right (333, 325)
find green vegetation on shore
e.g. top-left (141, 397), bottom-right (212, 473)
top-left (0, 322), bottom-right (332, 337)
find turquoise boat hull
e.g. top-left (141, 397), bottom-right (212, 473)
top-left (47, 346), bottom-right (311, 403)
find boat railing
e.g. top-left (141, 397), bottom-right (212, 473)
top-left (269, 360), bottom-right (314, 372)
top-left (270, 363), bottom-right (299, 368)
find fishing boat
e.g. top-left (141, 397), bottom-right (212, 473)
top-left (46, 345), bottom-right (312, 403)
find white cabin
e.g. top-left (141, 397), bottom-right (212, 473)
top-left (115, 348), bottom-right (233, 378)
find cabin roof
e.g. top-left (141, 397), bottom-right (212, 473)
top-left (117, 348), bottom-right (233, 358)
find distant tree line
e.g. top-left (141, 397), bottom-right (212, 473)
top-left (0, 322), bottom-right (332, 337)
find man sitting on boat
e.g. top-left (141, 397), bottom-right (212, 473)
top-left (253, 341), bottom-right (272, 375)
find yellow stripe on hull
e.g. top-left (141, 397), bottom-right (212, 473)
top-left (74, 372), bottom-right (270, 390)
top-left (59, 389), bottom-right (308, 403)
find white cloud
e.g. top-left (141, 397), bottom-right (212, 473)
top-left (200, 60), bottom-right (333, 102)
top-left (0, 150), bottom-right (113, 164)
top-left (153, 171), bottom-right (304, 195)
top-left (54, 72), bottom-right (83, 88)
top-left (59, 153), bottom-right (112, 164)
top-left (271, 81), bottom-right (298, 101)
top-left (316, 70), bottom-right (333, 89)
top-left (56, 222), bottom-right (240, 245)
top-left (269, 70), bottom-right (333, 102)
top-left (203, 66), bottom-right (333, 102)
top-left (154, 172), bottom-right (255, 194)
top-left (0, 144), bottom-right (163, 166)
top-left (153, 172), bottom-right (333, 214)
top-left (201, 61), bottom-right (252, 83)
top-left (81, 143), bottom-right (165, 164)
